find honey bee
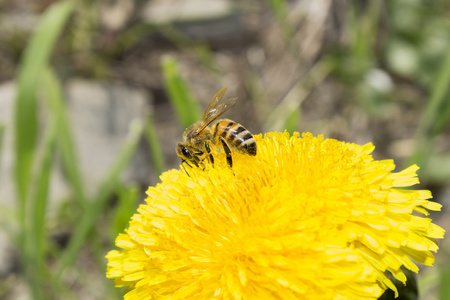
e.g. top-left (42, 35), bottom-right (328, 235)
top-left (176, 87), bottom-right (257, 169)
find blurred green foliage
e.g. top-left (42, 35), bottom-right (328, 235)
top-left (161, 55), bottom-right (202, 129)
top-left (13, 2), bottom-right (75, 299)
top-left (0, 0), bottom-right (449, 299)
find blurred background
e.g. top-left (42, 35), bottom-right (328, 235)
top-left (0, 0), bottom-right (449, 299)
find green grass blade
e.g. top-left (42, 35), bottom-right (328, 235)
top-left (424, 48), bottom-right (450, 136)
top-left (266, 0), bottom-right (294, 42)
top-left (440, 263), bottom-right (450, 300)
top-left (144, 111), bottom-right (165, 178)
top-left (14, 0), bottom-right (75, 240)
top-left (284, 109), bottom-right (301, 135)
top-left (350, 1), bottom-right (381, 68)
top-left (26, 118), bottom-right (57, 300)
top-left (408, 47), bottom-right (450, 169)
top-left (263, 96), bottom-right (302, 133)
top-left (422, 153), bottom-right (450, 184)
top-left (111, 183), bottom-right (139, 240)
top-left (56, 120), bottom-right (144, 280)
top-left (417, 269), bottom-right (438, 299)
top-left (161, 55), bottom-right (202, 129)
top-left (43, 68), bottom-right (88, 208)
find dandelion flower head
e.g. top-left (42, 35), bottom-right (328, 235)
top-left (106, 132), bottom-right (444, 299)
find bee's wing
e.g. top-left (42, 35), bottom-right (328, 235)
top-left (195, 87), bottom-right (237, 135)
top-left (201, 87), bottom-right (228, 120)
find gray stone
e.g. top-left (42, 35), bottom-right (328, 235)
top-left (64, 79), bottom-right (152, 196)
top-left (0, 79), bottom-right (152, 208)
top-left (142, 0), bottom-right (233, 25)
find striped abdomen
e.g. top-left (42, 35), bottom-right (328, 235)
top-left (211, 118), bottom-right (257, 156)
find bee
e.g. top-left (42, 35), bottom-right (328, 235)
top-left (176, 87), bottom-right (257, 169)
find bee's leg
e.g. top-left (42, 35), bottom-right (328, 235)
top-left (190, 157), bottom-right (200, 168)
top-left (219, 136), bottom-right (232, 168)
top-left (204, 141), bottom-right (214, 166)
top-left (181, 160), bottom-right (192, 177)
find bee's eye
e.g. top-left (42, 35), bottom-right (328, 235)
top-left (182, 147), bottom-right (190, 157)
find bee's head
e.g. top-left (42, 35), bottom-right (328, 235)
top-left (176, 143), bottom-right (200, 167)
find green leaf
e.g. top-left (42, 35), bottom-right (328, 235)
top-left (26, 116), bottom-right (57, 300)
top-left (284, 109), bottom-right (301, 135)
top-left (56, 120), bottom-right (144, 280)
top-left (422, 152), bottom-right (450, 184)
top-left (12, 1), bottom-right (75, 297)
top-left (408, 47), bottom-right (450, 170)
top-left (440, 263), bottom-right (450, 300)
top-left (266, 0), bottom-right (294, 41)
top-left (161, 55), bottom-right (202, 129)
top-left (43, 68), bottom-right (88, 208)
top-left (111, 184), bottom-right (140, 239)
top-left (145, 111), bottom-right (165, 178)
top-left (14, 0), bottom-right (75, 239)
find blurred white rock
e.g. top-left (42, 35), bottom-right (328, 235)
top-left (0, 79), bottom-right (152, 210)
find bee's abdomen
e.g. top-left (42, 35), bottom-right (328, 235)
top-left (212, 119), bottom-right (257, 156)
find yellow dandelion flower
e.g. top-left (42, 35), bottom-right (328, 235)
top-left (106, 132), bottom-right (444, 299)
